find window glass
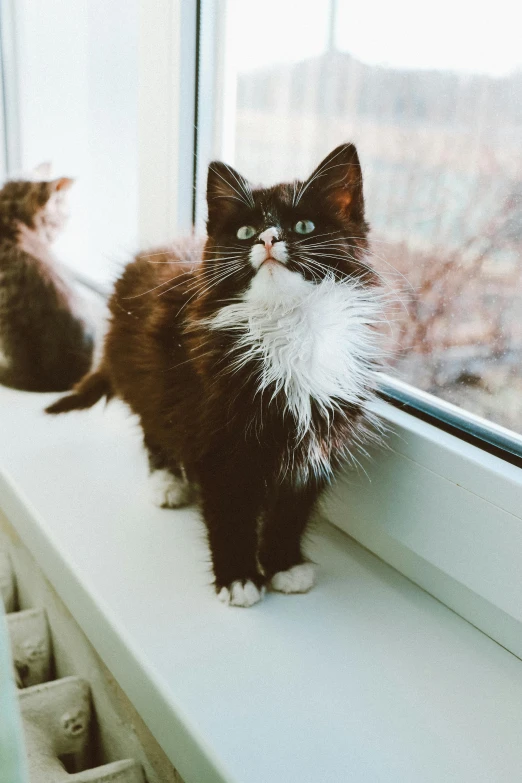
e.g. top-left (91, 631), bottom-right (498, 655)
top-left (4, 0), bottom-right (138, 284)
top-left (204, 0), bottom-right (522, 435)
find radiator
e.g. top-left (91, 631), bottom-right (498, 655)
top-left (1, 545), bottom-right (146, 783)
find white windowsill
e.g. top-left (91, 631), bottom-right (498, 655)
top-left (1, 385), bottom-right (521, 783)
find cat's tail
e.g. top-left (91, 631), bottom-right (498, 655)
top-left (45, 368), bottom-right (113, 414)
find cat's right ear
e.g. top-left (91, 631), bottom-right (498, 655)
top-left (52, 177), bottom-right (74, 191)
top-left (206, 161), bottom-right (253, 231)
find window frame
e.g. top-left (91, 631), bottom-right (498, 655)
top-left (0, 0), bottom-right (20, 179)
top-left (194, 1), bottom-right (522, 659)
top-left (137, 0), bottom-right (199, 245)
top-left (381, 375), bottom-right (522, 468)
top-left (321, 397), bottom-right (522, 659)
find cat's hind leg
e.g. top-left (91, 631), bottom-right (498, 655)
top-left (148, 467), bottom-right (193, 509)
top-left (144, 435), bottom-right (193, 509)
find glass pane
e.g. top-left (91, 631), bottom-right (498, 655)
top-left (205, 0), bottom-right (522, 436)
top-left (4, 1), bottom-right (138, 284)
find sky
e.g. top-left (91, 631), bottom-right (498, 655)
top-left (229, 0), bottom-right (522, 77)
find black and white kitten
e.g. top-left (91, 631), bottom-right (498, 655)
top-left (47, 143), bottom-right (384, 607)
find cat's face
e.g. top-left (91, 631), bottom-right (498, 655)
top-left (0, 176), bottom-right (73, 242)
top-left (203, 144), bottom-right (372, 300)
top-left (33, 178), bottom-right (73, 242)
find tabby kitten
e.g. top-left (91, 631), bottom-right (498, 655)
top-left (47, 144), bottom-right (383, 607)
top-left (0, 173), bottom-right (94, 391)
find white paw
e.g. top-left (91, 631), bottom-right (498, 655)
top-left (149, 469), bottom-right (192, 508)
top-left (270, 563), bottom-right (316, 594)
top-left (218, 580), bottom-right (265, 608)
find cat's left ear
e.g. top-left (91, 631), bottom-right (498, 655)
top-left (206, 161), bottom-right (254, 230)
top-left (304, 143), bottom-right (364, 222)
top-left (31, 161), bottom-right (52, 181)
top-left (52, 177), bottom-right (74, 191)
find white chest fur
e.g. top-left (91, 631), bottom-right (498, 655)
top-left (209, 265), bottom-right (382, 440)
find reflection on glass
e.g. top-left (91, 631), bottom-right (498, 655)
top-left (216, 0), bottom-right (522, 434)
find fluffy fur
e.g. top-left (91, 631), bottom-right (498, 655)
top-left (148, 467), bottom-right (193, 508)
top-left (271, 563), bottom-right (316, 594)
top-left (208, 268), bottom-right (382, 468)
top-left (47, 144), bottom-right (385, 606)
top-left (0, 173), bottom-right (94, 391)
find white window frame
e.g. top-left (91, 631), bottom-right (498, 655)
top-left (137, 0), bottom-right (199, 244)
top-left (0, 0), bottom-right (20, 180)
top-left (322, 398), bottom-right (522, 659)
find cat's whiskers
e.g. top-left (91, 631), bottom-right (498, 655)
top-left (294, 230), bottom-right (346, 244)
top-left (295, 238), bottom-right (393, 272)
top-left (171, 263), bottom-right (245, 311)
top-left (297, 237), bottom-right (416, 295)
top-left (138, 247), bottom-right (202, 260)
top-left (302, 258), bottom-right (402, 340)
top-left (320, 251), bottom-right (413, 309)
top-left (294, 239), bottom-right (412, 287)
top-left (361, 250), bottom-right (416, 295)
top-left (293, 259), bottom-right (322, 284)
top-left (296, 233), bottom-right (390, 246)
top-left (205, 250), bottom-right (245, 256)
top-left (299, 251), bottom-right (409, 315)
top-left (128, 256), bottom-right (244, 299)
top-left (207, 244), bottom-right (247, 251)
top-left (296, 251), bottom-right (401, 311)
top-left (296, 254), bottom-right (346, 283)
top-left (123, 274), bottom-right (191, 299)
top-left (148, 256), bottom-right (238, 266)
top-left (139, 243), bottom-right (246, 262)
top-left (173, 262), bottom-right (243, 297)
top-left (294, 235), bottom-right (352, 248)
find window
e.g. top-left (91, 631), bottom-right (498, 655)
top-left (1, 0), bottom-right (139, 286)
top-left (196, 0), bottom-right (522, 441)
top-left (0, 0), bottom-right (520, 660)
top-left (192, 3), bottom-right (522, 656)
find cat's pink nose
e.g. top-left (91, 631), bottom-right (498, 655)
top-left (258, 227), bottom-right (279, 250)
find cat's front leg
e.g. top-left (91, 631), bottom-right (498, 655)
top-left (259, 482), bottom-right (323, 594)
top-left (197, 453), bottom-right (266, 607)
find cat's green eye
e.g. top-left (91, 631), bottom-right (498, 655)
top-left (294, 220), bottom-right (315, 235)
top-left (237, 225), bottom-right (256, 240)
